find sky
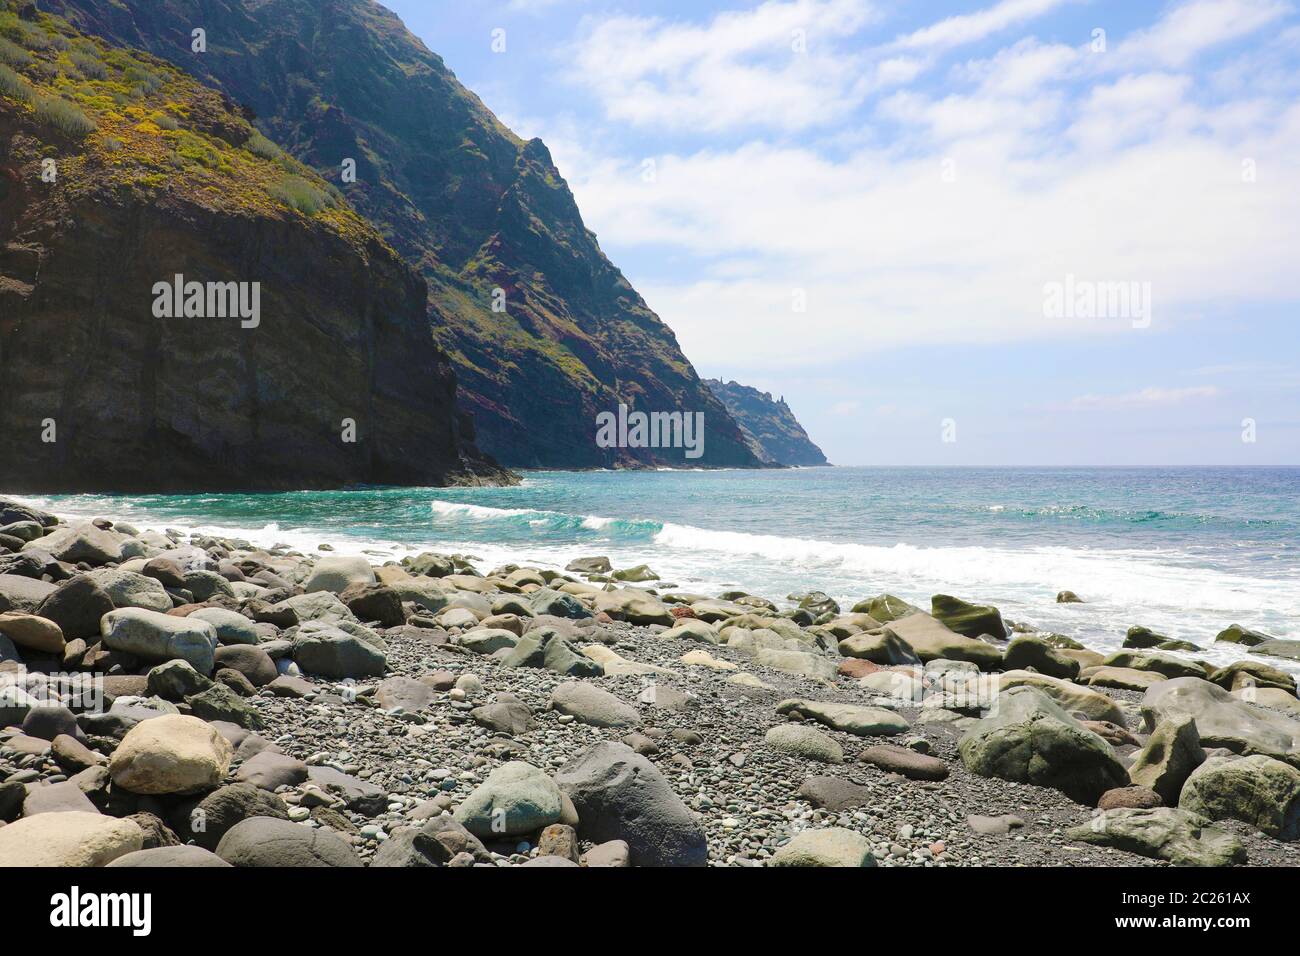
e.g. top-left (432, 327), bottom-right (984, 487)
top-left (383, 0), bottom-right (1300, 466)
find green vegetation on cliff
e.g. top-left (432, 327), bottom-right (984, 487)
top-left (44, 0), bottom-right (764, 470)
top-left (0, 0), bottom-right (504, 491)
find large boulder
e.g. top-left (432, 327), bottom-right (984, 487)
top-left (146, 660), bottom-right (213, 701)
top-left (1252, 640), bottom-right (1300, 662)
top-left (109, 713), bottom-right (233, 795)
top-left (549, 682), bottom-right (639, 728)
top-left (235, 750), bottom-right (310, 791)
top-left (35, 576), bottom-right (116, 641)
top-left (850, 594), bottom-right (921, 623)
top-left (215, 816), bottom-right (362, 867)
top-left (186, 684), bottom-right (265, 730)
top-left (753, 647), bottom-right (838, 680)
top-left (501, 629), bottom-right (601, 677)
top-left (189, 608), bottom-right (260, 646)
top-left (931, 594), bottom-right (1006, 639)
top-left (555, 741), bottom-right (708, 866)
top-left (1215, 624), bottom-right (1271, 646)
top-left (958, 686), bottom-right (1128, 804)
top-left (1179, 755), bottom-right (1300, 839)
top-left (452, 762), bottom-right (564, 838)
top-left (0, 573), bottom-right (57, 613)
top-left (837, 628), bottom-right (919, 665)
top-left (593, 589), bottom-right (674, 626)
top-left (213, 644), bottom-right (278, 687)
top-left (303, 556), bottom-right (376, 595)
top-left (1142, 677), bottom-right (1300, 767)
top-left (271, 591), bottom-right (356, 624)
top-left (1067, 808), bottom-right (1245, 866)
top-left (87, 568), bottom-right (172, 613)
top-left (101, 608), bottom-right (217, 674)
top-left (183, 783), bottom-right (290, 849)
top-left (387, 578), bottom-right (451, 613)
top-left (291, 623), bottom-right (386, 679)
top-left (23, 523), bottom-right (127, 565)
top-left (765, 723), bottom-right (844, 763)
top-left (1102, 650), bottom-right (1206, 680)
top-left (1128, 716), bottom-right (1204, 805)
top-left (769, 827), bottom-right (874, 867)
top-left (0, 811), bottom-right (143, 866)
top-left (997, 671), bottom-right (1125, 724)
top-left (0, 611), bottom-right (64, 654)
top-left (529, 587), bottom-right (591, 620)
top-left (1002, 635), bottom-right (1080, 679)
top-left (108, 845), bottom-right (232, 867)
top-left (775, 699), bottom-right (909, 737)
top-left (375, 675), bottom-right (436, 712)
top-left (878, 612), bottom-right (1001, 670)
top-left (458, 628), bottom-right (520, 655)
top-left (566, 556), bottom-right (611, 575)
top-left (371, 817), bottom-right (491, 867)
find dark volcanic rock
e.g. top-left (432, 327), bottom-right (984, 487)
top-left (0, 5), bottom-right (506, 493)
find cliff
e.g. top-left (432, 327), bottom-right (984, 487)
top-left (704, 380), bottom-right (829, 467)
top-left (0, 0), bottom-right (508, 491)
top-left (42, 0), bottom-right (765, 470)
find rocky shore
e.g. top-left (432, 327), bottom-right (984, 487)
top-left (2, 497), bottom-right (1299, 868)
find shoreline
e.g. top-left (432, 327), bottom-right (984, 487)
top-left (4, 499), bottom-right (1300, 867)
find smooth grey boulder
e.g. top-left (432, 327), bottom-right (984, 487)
top-left (234, 750), bottom-right (309, 791)
top-left (1142, 677), bottom-right (1300, 767)
top-left (1067, 807), bottom-right (1245, 866)
top-left (35, 576), bottom-right (116, 641)
top-left (22, 523), bottom-right (126, 565)
top-left (0, 573), bottom-right (57, 614)
top-left (556, 741), bottom-right (708, 867)
top-left (501, 629), bottom-right (602, 677)
top-left (86, 569), bottom-right (172, 613)
top-left (213, 644), bottom-right (278, 687)
top-left (215, 816), bottom-right (362, 867)
top-left (108, 845), bottom-right (232, 867)
top-left (189, 608), bottom-right (260, 646)
top-left (959, 686), bottom-right (1128, 804)
top-left (549, 682), bottom-right (639, 728)
top-left (1179, 755), bottom-right (1300, 839)
top-left (101, 608), bottom-right (217, 674)
top-left (452, 762), bottom-right (563, 838)
top-left (1128, 715), bottom-right (1205, 805)
top-left (304, 556), bottom-right (376, 595)
top-left (291, 623), bottom-right (386, 679)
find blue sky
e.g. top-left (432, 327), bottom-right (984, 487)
top-left (385, 0), bottom-right (1300, 465)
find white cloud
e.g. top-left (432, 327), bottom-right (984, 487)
top-left (892, 0), bottom-right (1071, 52)
top-left (568, 0), bottom-right (879, 132)
top-left (542, 0), bottom-right (1300, 372)
top-left (1107, 0), bottom-right (1291, 68)
top-left (1063, 386), bottom-right (1222, 409)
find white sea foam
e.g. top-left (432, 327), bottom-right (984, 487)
top-left (12, 491), bottom-right (1295, 672)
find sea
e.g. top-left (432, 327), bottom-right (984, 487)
top-left (11, 466), bottom-right (1299, 671)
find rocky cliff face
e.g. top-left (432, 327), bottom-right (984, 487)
top-left (0, 1), bottom-right (506, 492)
top-left (704, 380), bottom-right (829, 467)
top-left (43, 0), bottom-right (765, 470)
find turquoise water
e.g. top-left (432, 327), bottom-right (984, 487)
top-left (13, 466), bottom-right (1299, 666)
